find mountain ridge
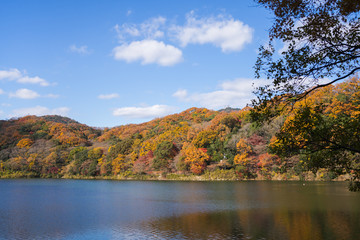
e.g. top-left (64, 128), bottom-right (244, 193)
top-left (0, 78), bottom-right (359, 187)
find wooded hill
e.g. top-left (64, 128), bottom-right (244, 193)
top-left (1, 77), bottom-right (359, 182)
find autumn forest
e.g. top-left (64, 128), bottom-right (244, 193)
top-left (1, 77), bottom-right (359, 186)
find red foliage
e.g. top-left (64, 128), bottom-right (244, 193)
top-left (257, 153), bottom-right (281, 168)
top-left (133, 150), bottom-right (153, 174)
top-left (198, 148), bottom-right (207, 153)
top-left (247, 134), bottom-right (266, 146)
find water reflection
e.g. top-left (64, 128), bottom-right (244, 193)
top-left (0, 180), bottom-right (359, 240)
top-left (138, 209), bottom-right (360, 240)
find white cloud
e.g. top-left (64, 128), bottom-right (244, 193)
top-left (98, 93), bottom-right (120, 99)
top-left (120, 24), bottom-right (141, 37)
top-left (0, 89), bottom-right (4, 95)
top-left (113, 104), bottom-right (175, 119)
top-left (126, 10), bottom-right (132, 16)
top-left (69, 44), bottom-right (91, 54)
top-left (173, 12), bottom-right (253, 52)
top-left (0, 68), bottom-right (51, 86)
top-left (10, 106), bottom-right (70, 118)
top-left (173, 78), bottom-right (270, 109)
top-left (9, 88), bottom-right (40, 99)
top-left (172, 89), bottom-right (188, 99)
top-left (113, 40), bottom-right (183, 66)
top-left (115, 16), bottom-right (166, 41)
top-left (17, 76), bottom-right (50, 86)
top-left (0, 68), bottom-right (22, 80)
top-left (140, 16), bottom-right (166, 39)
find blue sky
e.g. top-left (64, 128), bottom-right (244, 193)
top-left (0, 0), bottom-right (273, 127)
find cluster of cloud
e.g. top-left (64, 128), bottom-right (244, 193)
top-left (113, 17), bottom-right (182, 66)
top-left (173, 12), bottom-right (253, 52)
top-left (0, 68), bottom-right (50, 86)
top-left (113, 104), bottom-right (175, 119)
top-left (110, 12), bottom-right (256, 121)
top-left (10, 106), bottom-right (70, 118)
top-left (0, 68), bottom-right (66, 118)
top-left (110, 79), bottom-right (267, 121)
top-left (1, 13), bottom-right (256, 123)
top-left (173, 78), bottom-right (269, 109)
top-left (0, 68), bottom-right (59, 99)
top-left (112, 12), bottom-right (253, 66)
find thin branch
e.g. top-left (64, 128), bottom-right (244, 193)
top-left (296, 67), bottom-right (360, 101)
top-left (299, 55), bottom-right (359, 76)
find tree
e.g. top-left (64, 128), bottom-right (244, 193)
top-left (16, 138), bottom-right (33, 149)
top-left (269, 78), bottom-right (360, 190)
top-left (152, 141), bottom-right (176, 170)
top-left (154, 141), bottom-right (176, 160)
top-left (253, 0), bottom-right (360, 114)
top-left (253, 0), bottom-right (360, 190)
top-left (133, 150), bottom-right (153, 174)
top-left (181, 143), bottom-right (209, 175)
top-left (42, 152), bottom-right (59, 175)
top-left (233, 139), bottom-right (257, 178)
top-left (67, 147), bottom-right (88, 175)
top-left (192, 130), bottom-right (218, 148)
top-left (84, 148), bottom-right (103, 176)
top-left (112, 154), bottom-right (126, 175)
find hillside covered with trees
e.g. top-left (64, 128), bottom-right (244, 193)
top-left (0, 77), bottom-right (359, 189)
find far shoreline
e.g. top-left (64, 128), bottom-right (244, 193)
top-left (0, 169), bottom-right (351, 182)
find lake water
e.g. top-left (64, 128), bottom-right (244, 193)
top-left (0, 179), bottom-right (359, 240)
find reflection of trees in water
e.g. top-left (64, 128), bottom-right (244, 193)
top-left (140, 210), bottom-right (360, 240)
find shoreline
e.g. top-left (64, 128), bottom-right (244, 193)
top-left (0, 170), bottom-right (351, 182)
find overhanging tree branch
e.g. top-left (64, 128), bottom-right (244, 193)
top-left (296, 67), bottom-right (360, 101)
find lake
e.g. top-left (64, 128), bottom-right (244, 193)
top-left (0, 179), bottom-right (359, 240)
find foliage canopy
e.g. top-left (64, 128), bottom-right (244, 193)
top-left (253, 0), bottom-right (360, 190)
top-left (253, 0), bottom-right (360, 112)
